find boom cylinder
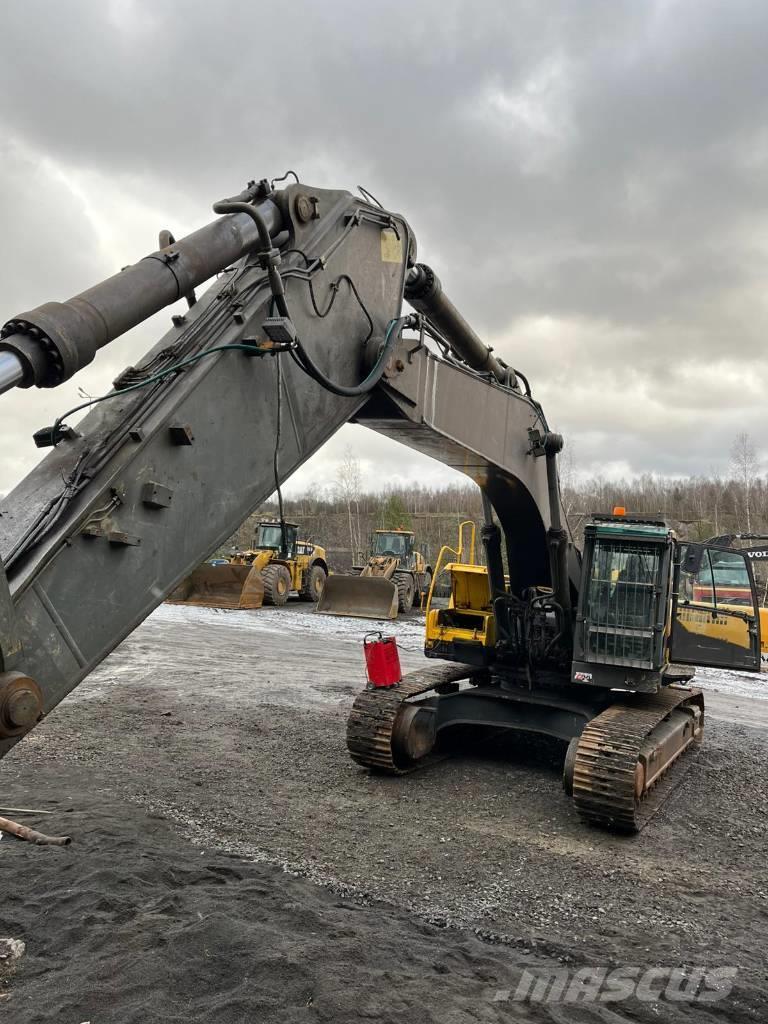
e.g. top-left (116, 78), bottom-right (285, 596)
top-left (0, 191), bottom-right (284, 395)
top-left (543, 436), bottom-right (573, 645)
top-left (405, 263), bottom-right (517, 388)
top-left (0, 352), bottom-right (24, 396)
top-left (481, 491), bottom-right (506, 598)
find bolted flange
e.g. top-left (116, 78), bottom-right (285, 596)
top-left (0, 671), bottom-right (44, 737)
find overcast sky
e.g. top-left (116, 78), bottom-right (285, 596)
top-left (1, 0), bottom-right (767, 497)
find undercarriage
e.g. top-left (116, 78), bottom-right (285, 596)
top-left (347, 665), bottom-right (704, 833)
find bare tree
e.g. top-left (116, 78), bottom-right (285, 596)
top-left (707, 470), bottom-right (728, 537)
top-left (730, 431), bottom-right (758, 532)
top-left (558, 438), bottom-right (578, 521)
top-left (335, 447), bottom-right (363, 560)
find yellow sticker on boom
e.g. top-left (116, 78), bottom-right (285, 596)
top-left (380, 228), bottom-right (402, 263)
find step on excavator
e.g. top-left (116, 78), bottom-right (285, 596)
top-left (167, 520), bottom-right (328, 609)
top-left (0, 176), bottom-right (761, 833)
top-left (317, 528), bottom-right (431, 619)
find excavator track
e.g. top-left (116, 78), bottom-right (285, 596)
top-left (572, 686), bottom-right (704, 833)
top-left (346, 663), bottom-right (473, 773)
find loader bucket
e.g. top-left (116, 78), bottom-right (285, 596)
top-left (166, 563), bottom-right (265, 610)
top-left (316, 575), bottom-right (399, 619)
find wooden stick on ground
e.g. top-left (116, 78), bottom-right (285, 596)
top-left (0, 816), bottom-right (71, 847)
top-left (0, 806), bottom-right (55, 816)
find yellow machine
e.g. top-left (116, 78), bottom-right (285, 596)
top-left (318, 528), bottom-right (431, 619)
top-left (168, 521), bottom-right (328, 610)
top-left (424, 521), bottom-right (496, 663)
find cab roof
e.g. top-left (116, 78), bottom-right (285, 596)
top-left (588, 519), bottom-right (670, 541)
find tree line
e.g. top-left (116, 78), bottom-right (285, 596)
top-left (224, 433), bottom-right (765, 570)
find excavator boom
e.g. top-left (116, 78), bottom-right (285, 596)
top-left (0, 182), bottom-right (413, 758)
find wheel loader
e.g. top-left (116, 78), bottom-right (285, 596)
top-left (167, 521), bottom-right (328, 609)
top-left (317, 528), bottom-right (432, 619)
top-left (0, 174), bottom-right (762, 835)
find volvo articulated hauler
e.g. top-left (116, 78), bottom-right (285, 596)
top-left (0, 176), bottom-right (760, 832)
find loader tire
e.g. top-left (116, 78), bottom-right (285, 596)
top-left (262, 564), bottom-right (291, 606)
top-left (299, 564), bottom-right (327, 603)
top-left (396, 575), bottom-right (415, 613)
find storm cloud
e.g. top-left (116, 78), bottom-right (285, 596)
top-left (1, 0), bottom-right (767, 493)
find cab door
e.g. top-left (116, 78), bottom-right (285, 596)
top-left (670, 543), bottom-right (761, 671)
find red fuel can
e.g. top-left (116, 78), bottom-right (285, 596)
top-left (363, 632), bottom-right (402, 688)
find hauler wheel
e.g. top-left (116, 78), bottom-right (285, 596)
top-left (562, 736), bottom-right (580, 797)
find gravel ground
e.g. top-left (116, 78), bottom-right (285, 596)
top-left (2, 602), bottom-right (768, 1022)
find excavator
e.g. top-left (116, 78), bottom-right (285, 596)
top-left (0, 176), bottom-right (761, 833)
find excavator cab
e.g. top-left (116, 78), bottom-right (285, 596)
top-left (572, 516), bottom-right (762, 689)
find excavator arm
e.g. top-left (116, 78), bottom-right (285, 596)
top-left (0, 179), bottom-right (564, 761)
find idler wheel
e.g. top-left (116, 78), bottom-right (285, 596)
top-left (391, 704), bottom-right (437, 769)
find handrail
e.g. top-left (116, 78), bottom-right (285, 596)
top-left (425, 543), bottom-right (460, 614)
top-left (423, 520), bottom-right (479, 614)
top-left (456, 520), bottom-right (477, 565)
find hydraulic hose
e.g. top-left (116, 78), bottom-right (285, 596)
top-left (211, 198), bottom-right (290, 319)
top-left (214, 194), bottom-right (405, 399)
top-left (290, 316), bottom-right (407, 398)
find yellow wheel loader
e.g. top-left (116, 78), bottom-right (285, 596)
top-left (167, 521), bottom-right (328, 610)
top-left (317, 528), bottom-right (432, 619)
